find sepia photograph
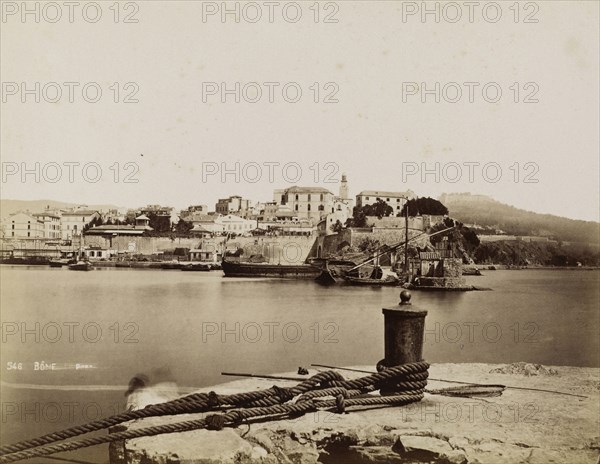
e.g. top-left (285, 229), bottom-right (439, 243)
top-left (1, 1), bottom-right (599, 463)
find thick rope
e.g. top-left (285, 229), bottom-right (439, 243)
top-left (0, 394), bottom-right (424, 463)
top-left (0, 369), bottom-right (346, 455)
top-left (0, 362), bottom-right (429, 463)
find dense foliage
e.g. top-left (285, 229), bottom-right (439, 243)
top-left (399, 198), bottom-right (449, 217)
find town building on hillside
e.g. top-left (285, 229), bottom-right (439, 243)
top-left (273, 186), bottom-right (335, 223)
top-left (137, 205), bottom-right (179, 226)
top-left (189, 225), bottom-right (214, 238)
top-left (60, 208), bottom-right (101, 240)
top-left (32, 211), bottom-right (62, 240)
top-left (84, 214), bottom-right (152, 238)
top-left (215, 196), bottom-right (252, 217)
top-left (2, 212), bottom-right (44, 239)
top-left (187, 214), bottom-right (255, 236)
top-left (356, 190), bottom-right (417, 213)
top-left (102, 209), bottom-right (127, 224)
top-left (259, 202), bottom-right (293, 222)
top-left (180, 205), bottom-right (209, 220)
top-left (187, 213), bottom-right (220, 235)
top-left (217, 214), bottom-right (255, 235)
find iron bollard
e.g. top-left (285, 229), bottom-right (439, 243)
top-left (380, 290), bottom-right (427, 368)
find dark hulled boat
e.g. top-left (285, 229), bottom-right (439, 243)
top-left (181, 263), bottom-right (211, 272)
top-left (68, 261), bottom-right (93, 271)
top-left (344, 275), bottom-right (400, 286)
top-left (160, 262), bottom-right (183, 270)
top-left (1, 256), bottom-right (51, 265)
top-left (311, 259), bottom-right (360, 285)
top-left (221, 259), bottom-right (320, 279)
top-left (463, 267), bottom-right (482, 276)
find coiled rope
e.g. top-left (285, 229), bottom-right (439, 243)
top-left (0, 362), bottom-right (429, 463)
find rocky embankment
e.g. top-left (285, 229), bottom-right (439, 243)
top-left (109, 363), bottom-right (600, 464)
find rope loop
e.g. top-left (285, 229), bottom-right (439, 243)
top-left (205, 414), bottom-right (226, 431)
top-left (207, 391), bottom-right (220, 407)
top-left (272, 385), bottom-right (294, 403)
top-left (335, 394), bottom-right (346, 414)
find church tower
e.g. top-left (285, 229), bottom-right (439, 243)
top-left (339, 173), bottom-right (349, 200)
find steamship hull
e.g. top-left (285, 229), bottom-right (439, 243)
top-left (221, 259), bottom-right (320, 279)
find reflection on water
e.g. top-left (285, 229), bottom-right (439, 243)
top-left (1, 266), bottom-right (598, 461)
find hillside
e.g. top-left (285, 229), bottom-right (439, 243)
top-left (440, 193), bottom-right (599, 245)
top-left (0, 199), bottom-right (124, 218)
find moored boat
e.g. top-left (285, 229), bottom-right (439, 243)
top-left (49, 259), bottom-right (69, 268)
top-left (68, 261), bottom-right (93, 271)
top-left (0, 256), bottom-right (50, 265)
top-left (463, 267), bottom-right (482, 276)
top-left (181, 263), bottom-right (211, 272)
top-left (160, 262), bottom-right (183, 270)
top-left (313, 259), bottom-right (359, 285)
top-left (221, 259), bottom-right (320, 279)
top-left (344, 275), bottom-right (400, 286)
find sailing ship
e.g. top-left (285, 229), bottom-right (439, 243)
top-left (315, 226), bottom-right (456, 286)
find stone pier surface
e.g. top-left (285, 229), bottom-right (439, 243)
top-left (109, 363), bottom-right (600, 464)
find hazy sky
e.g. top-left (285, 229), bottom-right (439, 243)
top-left (1, 1), bottom-right (599, 221)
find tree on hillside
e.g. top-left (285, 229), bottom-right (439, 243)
top-left (83, 216), bottom-right (103, 232)
top-left (399, 197), bottom-right (448, 217)
top-left (364, 199), bottom-right (393, 219)
top-left (346, 200), bottom-right (393, 227)
top-left (428, 217), bottom-right (480, 261)
top-left (175, 219), bottom-right (193, 235)
top-left (331, 220), bottom-right (344, 233)
top-left (346, 207), bottom-right (369, 228)
top-left (147, 213), bottom-right (171, 234)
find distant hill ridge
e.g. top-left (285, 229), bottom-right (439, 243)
top-left (440, 193), bottom-right (599, 245)
top-left (0, 199), bottom-right (124, 219)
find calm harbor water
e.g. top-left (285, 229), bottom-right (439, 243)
top-left (1, 266), bottom-right (599, 462)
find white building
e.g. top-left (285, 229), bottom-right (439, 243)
top-left (273, 186), bottom-right (335, 223)
top-left (355, 190), bottom-right (417, 214)
top-left (3, 212), bottom-right (44, 239)
top-left (61, 209), bottom-right (101, 240)
top-left (32, 211), bottom-right (62, 240)
top-left (216, 214), bottom-right (256, 235)
top-left (215, 196), bottom-right (252, 217)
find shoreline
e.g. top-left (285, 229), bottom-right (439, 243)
top-left (1, 261), bottom-right (599, 271)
